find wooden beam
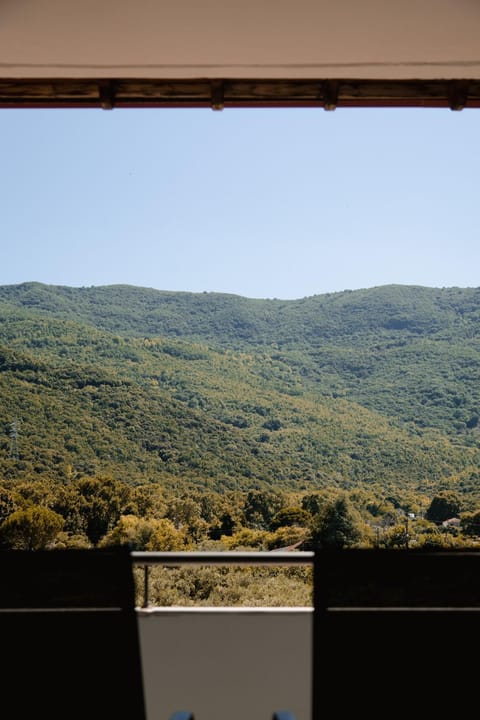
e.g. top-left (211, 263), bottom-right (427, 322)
top-left (1, 78), bottom-right (480, 109)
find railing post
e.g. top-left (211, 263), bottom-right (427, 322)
top-left (143, 564), bottom-right (150, 608)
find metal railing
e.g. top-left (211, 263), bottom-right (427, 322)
top-left (131, 551), bottom-right (314, 608)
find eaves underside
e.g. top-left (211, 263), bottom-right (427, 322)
top-left (1, 78), bottom-right (480, 111)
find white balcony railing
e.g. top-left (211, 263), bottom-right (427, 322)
top-left (132, 551), bottom-right (314, 720)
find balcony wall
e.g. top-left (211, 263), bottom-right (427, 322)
top-left (138, 607), bottom-right (312, 720)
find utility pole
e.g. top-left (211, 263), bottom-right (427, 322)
top-left (404, 515), bottom-right (409, 549)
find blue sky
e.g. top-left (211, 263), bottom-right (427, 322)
top-left (1, 105), bottom-right (479, 300)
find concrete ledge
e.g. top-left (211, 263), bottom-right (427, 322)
top-left (138, 607), bottom-right (312, 720)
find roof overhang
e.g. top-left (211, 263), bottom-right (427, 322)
top-left (2, 0), bottom-right (480, 110)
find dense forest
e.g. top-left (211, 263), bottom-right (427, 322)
top-left (1, 282), bottom-right (480, 603)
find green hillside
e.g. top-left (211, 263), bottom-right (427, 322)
top-left (3, 281), bottom-right (480, 436)
top-left (1, 282), bottom-right (480, 504)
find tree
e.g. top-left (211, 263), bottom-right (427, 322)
top-left (222, 528), bottom-right (271, 549)
top-left (99, 514), bottom-right (157, 550)
top-left (270, 506), bottom-right (310, 530)
top-left (425, 491), bottom-right (462, 524)
top-left (74, 475), bottom-right (133, 545)
top-left (0, 486), bottom-right (19, 524)
top-left (50, 484), bottom-right (87, 536)
top-left (310, 494), bottom-right (366, 549)
top-left (243, 490), bottom-right (285, 530)
top-left (380, 522), bottom-right (411, 549)
top-left (0, 506), bottom-right (64, 549)
top-left (209, 510), bottom-right (239, 539)
top-left (165, 496), bottom-right (208, 542)
top-left (301, 491), bottom-right (337, 517)
top-left (266, 525), bottom-right (306, 550)
top-left (128, 484), bottom-right (167, 519)
top-left (145, 518), bottom-right (188, 551)
top-left (460, 509), bottom-right (480, 538)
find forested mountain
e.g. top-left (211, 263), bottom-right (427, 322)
top-left (1, 281), bottom-right (480, 509)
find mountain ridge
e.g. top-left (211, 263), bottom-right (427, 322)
top-left (1, 281), bottom-right (479, 506)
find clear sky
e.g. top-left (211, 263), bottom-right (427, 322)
top-left (1, 105), bottom-right (479, 300)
